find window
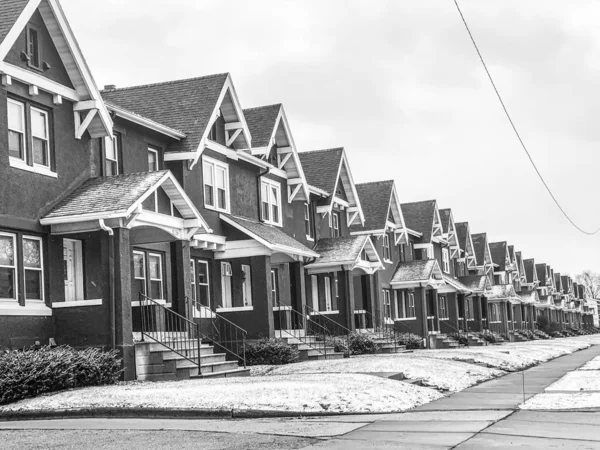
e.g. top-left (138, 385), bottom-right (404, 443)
top-left (105, 134), bottom-right (120, 176)
top-left (383, 289), bottom-right (392, 321)
top-left (304, 203), bottom-right (314, 240)
top-left (261, 179), bottom-right (282, 226)
top-left (409, 242), bottom-right (414, 260)
top-left (242, 265), bottom-right (253, 307)
top-left (427, 245), bottom-right (434, 260)
top-left (22, 236), bottom-right (43, 300)
top-left (383, 233), bottom-right (391, 262)
top-left (324, 276), bottom-right (332, 311)
top-left (8, 99), bottom-right (25, 161)
top-left (395, 290), bottom-right (415, 319)
top-left (203, 157), bottom-right (229, 212)
top-left (220, 262), bottom-right (233, 308)
top-left (331, 212), bottom-right (340, 237)
top-left (399, 244), bottom-right (405, 262)
top-left (148, 147), bottom-right (159, 172)
top-left (311, 275), bottom-right (318, 310)
top-left (133, 251), bottom-right (146, 297)
top-left (270, 269), bottom-right (279, 305)
top-left (31, 108), bottom-right (50, 168)
top-left (334, 277), bottom-right (340, 311)
top-left (0, 233), bottom-right (17, 300)
top-left (148, 253), bottom-right (164, 300)
top-left (442, 248), bottom-right (450, 273)
top-left (26, 25), bottom-right (41, 70)
top-left (407, 292), bottom-right (415, 318)
top-left (190, 259), bottom-right (211, 307)
top-left (438, 295), bottom-right (448, 319)
top-left (63, 239), bottom-right (83, 302)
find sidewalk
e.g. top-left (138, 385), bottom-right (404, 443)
top-left (298, 344), bottom-right (600, 449)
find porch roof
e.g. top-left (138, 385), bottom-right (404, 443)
top-left (518, 290), bottom-right (539, 305)
top-left (220, 214), bottom-right (318, 258)
top-left (458, 275), bottom-right (490, 293)
top-left (441, 274), bottom-right (473, 294)
top-left (40, 171), bottom-right (209, 239)
top-left (484, 284), bottom-right (522, 304)
top-left (390, 259), bottom-right (443, 287)
top-left (304, 235), bottom-right (382, 273)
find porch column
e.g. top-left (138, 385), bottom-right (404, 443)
top-left (340, 269), bottom-right (356, 331)
top-left (112, 227), bottom-right (135, 381)
top-left (369, 271), bottom-right (381, 315)
top-left (448, 293), bottom-right (459, 331)
top-left (291, 261), bottom-right (306, 313)
top-left (432, 288), bottom-right (440, 333)
top-left (252, 255), bottom-right (274, 338)
top-left (473, 294), bottom-right (483, 332)
top-left (171, 240), bottom-right (192, 318)
top-left (420, 287), bottom-right (429, 348)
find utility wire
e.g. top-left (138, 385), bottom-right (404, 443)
top-left (453, 0), bottom-right (600, 236)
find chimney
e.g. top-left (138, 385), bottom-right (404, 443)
top-left (104, 84), bottom-right (116, 90)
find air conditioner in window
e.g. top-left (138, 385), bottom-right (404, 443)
top-left (221, 262), bottom-right (232, 276)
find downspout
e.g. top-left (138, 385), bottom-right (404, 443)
top-left (99, 219), bottom-right (116, 351)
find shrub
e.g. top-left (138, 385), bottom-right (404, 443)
top-left (536, 315), bottom-right (549, 331)
top-left (449, 332), bottom-right (469, 346)
top-left (396, 332), bottom-right (423, 350)
top-left (347, 332), bottom-right (378, 355)
top-left (245, 338), bottom-right (299, 366)
top-left (479, 330), bottom-right (503, 344)
top-left (0, 346), bottom-right (122, 405)
top-left (327, 336), bottom-right (349, 355)
top-left (545, 321), bottom-right (561, 334)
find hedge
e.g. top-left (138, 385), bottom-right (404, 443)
top-left (245, 338), bottom-right (299, 365)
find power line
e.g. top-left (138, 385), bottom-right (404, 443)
top-left (453, 0), bottom-right (600, 236)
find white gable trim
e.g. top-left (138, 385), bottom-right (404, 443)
top-left (329, 151), bottom-right (365, 225)
top-left (276, 107), bottom-right (310, 202)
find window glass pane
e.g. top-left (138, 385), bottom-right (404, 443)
top-left (204, 185), bottom-right (214, 207)
top-left (0, 267), bottom-right (15, 299)
top-left (135, 279), bottom-right (146, 295)
top-left (107, 136), bottom-right (117, 160)
top-left (150, 280), bottom-right (162, 299)
top-left (198, 285), bottom-right (209, 307)
top-left (8, 130), bottom-right (23, 159)
top-left (133, 253), bottom-right (145, 278)
top-left (203, 162), bottom-right (214, 185)
top-left (218, 188), bottom-right (227, 209)
top-left (31, 109), bottom-right (47, 138)
top-left (23, 239), bottom-right (41, 268)
top-left (216, 167), bottom-right (226, 189)
top-left (148, 151), bottom-right (157, 171)
top-left (0, 236), bottom-right (15, 266)
top-left (33, 138), bottom-right (48, 166)
top-left (197, 261), bottom-right (208, 284)
top-left (8, 101), bottom-right (24, 132)
top-left (25, 270), bottom-right (42, 300)
top-left (149, 255), bottom-right (161, 280)
top-left (105, 160), bottom-right (117, 176)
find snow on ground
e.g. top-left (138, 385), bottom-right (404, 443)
top-left (579, 356), bottom-right (600, 371)
top-left (0, 374), bottom-right (442, 415)
top-left (545, 371), bottom-right (600, 392)
top-left (251, 354), bottom-right (504, 392)
top-left (521, 393), bottom-right (600, 410)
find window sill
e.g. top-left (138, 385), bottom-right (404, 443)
top-left (52, 299), bottom-right (102, 308)
top-left (309, 310), bottom-right (339, 315)
top-left (131, 299), bottom-right (167, 307)
top-left (9, 157), bottom-right (57, 178)
top-left (273, 305), bottom-right (292, 311)
top-left (262, 220), bottom-right (283, 228)
top-left (306, 236), bottom-right (315, 242)
top-left (0, 302), bottom-right (52, 316)
top-left (383, 259), bottom-right (393, 265)
top-left (216, 306), bottom-right (253, 313)
top-left (203, 203), bottom-right (230, 215)
top-left (395, 317), bottom-right (416, 321)
top-left (353, 309), bottom-right (366, 314)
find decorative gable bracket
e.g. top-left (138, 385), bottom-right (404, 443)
top-left (394, 228), bottom-right (408, 246)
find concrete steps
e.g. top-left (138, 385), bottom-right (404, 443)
top-left (135, 338), bottom-right (248, 381)
top-left (275, 333), bottom-right (346, 360)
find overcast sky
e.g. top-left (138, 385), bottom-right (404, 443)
top-left (62, 0), bottom-right (600, 276)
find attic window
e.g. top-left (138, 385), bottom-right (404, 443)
top-left (26, 25), bottom-right (41, 70)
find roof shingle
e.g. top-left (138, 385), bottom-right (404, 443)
top-left (350, 180), bottom-right (394, 233)
top-left (242, 104), bottom-right (281, 149)
top-left (391, 259), bottom-right (439, 284)
top-left (401, 200), bottom-right (437, 243)
top-left (0, 0), bottom-right (29, 46)
top-left (298, 148), bottom-right (343, 195)
top-left (311, 235), bottom-right (368, 265)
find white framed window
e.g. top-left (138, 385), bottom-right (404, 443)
top-left (148, 147), bottom-right (159, 172)
top-left (304, 203), bottom-right (314, 240)
top-left (0, 232), bottom-right (18, 301)
top-left (23, 236), bottom-right (44, 301)
top-left (427, 245), bottom-right (434, 260)
top-left (383, 233), bottom-right (391, 262)
top-left (438, 295), bottom-right (448, 319)
top-left (203, 156), bottom-right (230, 213)
top-left (311, 275), bottom-right (319, 310)
top-left (133, 251), bottom-right (146, 297)
top-left (190, 259), bottom-right (196, 301)
top-left (324, 276), bottom-right (332, 311)
top-left (220, 262), bottom-right (233, 308)
top-left (408, 292), bottom-right (415, 318)
top-left (105, 134), bottom-right (119, 176)
top-left (26, 25), bottom-right (41, 70)
top-left (242, 264), bottom-right (253, 307)
top-left (395, 290), bottom-right (416, 319)
top-left (31, 107), bottom-right (50, 168)
top-left (383, 289), bottom-right (392, 320)
top-left (331, 212), bottom-right (340, 237)
top-left (8, 99), bottom-right (25, 161)
top-left (270, 269), bottom-right (278, 305)
top-left (148, 253), bottom-right (164, 300)
top-left (191, 258), bottom-right (211, 307)
top-left (260, 178), bottom-right (282, 226)
top-left (334, 277), bottom-right (340, 310)
top-left (63, 238), bottom-right (84, 302)
top-left (442, 248), bottom-right (450, 273)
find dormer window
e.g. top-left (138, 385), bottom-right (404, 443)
top-left (202, 156), bottom-right (229, 213)
top-left (27, 25), bottom-right (41, 70)
top-left (260, 178), bottom-right (282, 226)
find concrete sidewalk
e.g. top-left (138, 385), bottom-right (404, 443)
top-left (298, 344), bottom-right (600, 449)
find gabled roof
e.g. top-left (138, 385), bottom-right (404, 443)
top-left (439, 209), bottom-right (452, 234)
top-left (523, 259), bottom-right (537, 284)
top-left (220, 214), bottom-right (317, 259)
top-left (536, 263), bottom-right (548, 286)
top-left (455, 222), bottom-right (476, 264)
top-left (471, 233), bottom-right (490, 267)
top-left (554, 273), bottom-right (563, 292)
top-left (518, 290), bottom-right (539, 304)
top-left (439, 208), bottom-right (460, 253)
top-left (508, 245), bottom-right (515, 265)
top-left (401, 200), bottom-right (442, 244)
top-left (485, 284), bottom-right (521, 304)
top-left (243, 104), bottom-right (281, 149)
top-left (305, 235), bottom-right (382, 273)
top-left (390, 259), bottom-right (443, 286)
top-left (0, 0), bottom-right (112, 137)
top-left (489, 242), bottom-right (508, 272)
top-left (350, 180), bottom-right (406, 234)
top-left (458, 275), bottom-right (491, 293)
top-left (515, 251), bottom-right (526, 281)
top-left (561, 275), bottom-right (571, 294)
top-left (299, 148), bottom-right (364, 225)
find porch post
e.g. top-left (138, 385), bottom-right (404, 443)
top-left (420, 286), bottom-right (429, 348)
top-left (432, 288), bottom-right (440, 333)
top-left (340, 269), bottom-right (356, 331)
top-left (171, 240), bottom-right (192, 318)
top-left (291, 261), bottom-right (306, 313)
top-left (112, 227), bottom-right (135, 381)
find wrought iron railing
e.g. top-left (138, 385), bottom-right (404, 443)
top-left (363, 307), bottom-right (397, 353)
top-left (186, 297), bottom-right (247, 368)
top-left (304, 304), bottom-right (351, 356)
top-left (275, 303), bottom-right (330, 357)
top-left (440, 319), bottom-right (468, 346)
top-left (427, 315), bottom-right (438, 333)
top-left (139, 293), bottom-right (203, 373)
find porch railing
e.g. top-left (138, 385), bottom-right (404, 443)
top-left (304, 304), bottom-right (351, 357)
top-left (427, 315), bottom-right (438, 333)
top-left (363, 307), bottom-right (397, 353)
top-left (139, 293), bottom-right (203, 373)
top-left (186, 297), bottom-right (247, 368)
top-left (440, 319), bottom-right (468, 346)
top-left (275, 303), bottom-right (330, 358)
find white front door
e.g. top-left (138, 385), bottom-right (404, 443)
top-left (63, 239), bottom-right (83, 302)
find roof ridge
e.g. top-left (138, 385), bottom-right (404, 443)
top-left (100, 73), bottom-right (229, 93)
top-left (400, 199), bottom-right (436, 206)
top-left (243, 103), bottom-right (282, 112)
top-left (355, 180), bottom-right (394, 186)
top-left (300, 147), bottom-right (344, 155)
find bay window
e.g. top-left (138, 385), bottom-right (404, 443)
top-left (203, 156), bottom-right (229, 212)
top-left (261, 178), bottom-right (282, 226)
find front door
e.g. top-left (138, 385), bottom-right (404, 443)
top-left (63, 239), bottom-right (83, 302)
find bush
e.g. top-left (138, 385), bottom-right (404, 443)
top-left (536, 315), bottom-right (549, 331)
top-left (449, 332), bottom-right (469, 346)
top-left (0, 346), bottom-right (122, 405)
top-left (327, 336), bottom-right (349, 355)
top-left (245, 338), bottom-right (299, 366)
top-left (347, 332), bottom-right (378, 355)
top-left (479, 330), bottom-right (503, 344)
top-left (396, 332), bottom-right (423, 350)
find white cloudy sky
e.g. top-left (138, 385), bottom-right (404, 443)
top-left (62, 0), bottom-right (600, 276)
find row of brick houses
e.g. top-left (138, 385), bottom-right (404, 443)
top-left (0, 0), bottom-right (596, 380)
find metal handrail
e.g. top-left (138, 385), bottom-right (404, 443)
top-left (186, 297), bottom-right (247, 368)
top-left (139, 293), bottom-right (203, 374)
top-left (304, 304), bottom-right (351, 357)
top-left (275, 302), bottom-right (330, 357)
top-left (440, 318), bottom-right (469, 347)
top-left (363, 307), bottom-right (397, 353)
